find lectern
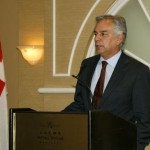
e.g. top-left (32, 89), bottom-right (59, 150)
top-left (9, 108), bottom-right (137, 150)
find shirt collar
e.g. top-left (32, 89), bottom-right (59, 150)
top-left (100, 50), bottom-right (122, 68)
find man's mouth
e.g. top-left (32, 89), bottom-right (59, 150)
top-left (96, 44), bottom-right (103, 48)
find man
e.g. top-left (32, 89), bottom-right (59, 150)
top-left (64, 15), bottom-right (150, 150)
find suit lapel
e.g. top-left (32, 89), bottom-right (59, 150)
top-left (100, 52), bottom-right (129, 105)
top-left (83, 55), bottom-right (100, 110)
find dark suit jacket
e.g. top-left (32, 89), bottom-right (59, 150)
top-left (64, 51), bottom-right (150, 150)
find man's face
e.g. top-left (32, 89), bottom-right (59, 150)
top-left (94, 19), bottom-right (123, 59)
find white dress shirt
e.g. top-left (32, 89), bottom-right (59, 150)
top-left (90, 50), bottom-right (122, 95)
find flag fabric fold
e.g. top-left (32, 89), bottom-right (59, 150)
top-left (0, 40), bottom-right (9, 150)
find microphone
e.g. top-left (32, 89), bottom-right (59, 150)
top-left (72, 74), bottom-right (96, 110)
top-left (76, 63), bottom-right (87, 78)
top-left (72, 75), bottom-right (91, 92)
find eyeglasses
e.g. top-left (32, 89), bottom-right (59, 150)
top-left (94, 31), bottom-right (109, 38)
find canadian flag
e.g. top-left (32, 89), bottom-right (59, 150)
top-left (0, 40), bottom-right (8, 150)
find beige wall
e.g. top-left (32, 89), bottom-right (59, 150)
top-left (0, 0), bottom-right (115, 111)
top-left (44, 0), bottom-right (115, 111)
top-left (0, 0), bottom-right (150, 113)
top-left (18, 0), bottom-right (45, 110)
top-left (0, 0), bottom-right (19, 108)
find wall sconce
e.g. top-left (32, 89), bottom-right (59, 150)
top-left (17, 46), bottom-right (44, 65)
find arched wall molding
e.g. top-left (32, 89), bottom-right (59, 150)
top-left (86, 0), bottom-right (130, 58)
top-left (138, 0), bottom-right (150, 23)
top-left (53, 0), bottom-right (101, 77)
top-left (38, 0), bottom-right (150, 94)
top-left (124, 49), bottom-right (150, 68)
top-left (87, 0), bottom-right (150, 65)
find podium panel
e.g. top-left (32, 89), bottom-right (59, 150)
top-left (9, 109), bottom-right (137, 150)
top-left (91, 111), bottom-right (137, 150)
top-left (9, 110), bottom-right (88, 150)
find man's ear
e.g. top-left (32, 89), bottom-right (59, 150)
top-left (116, 34), bottom-right (124, 45)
